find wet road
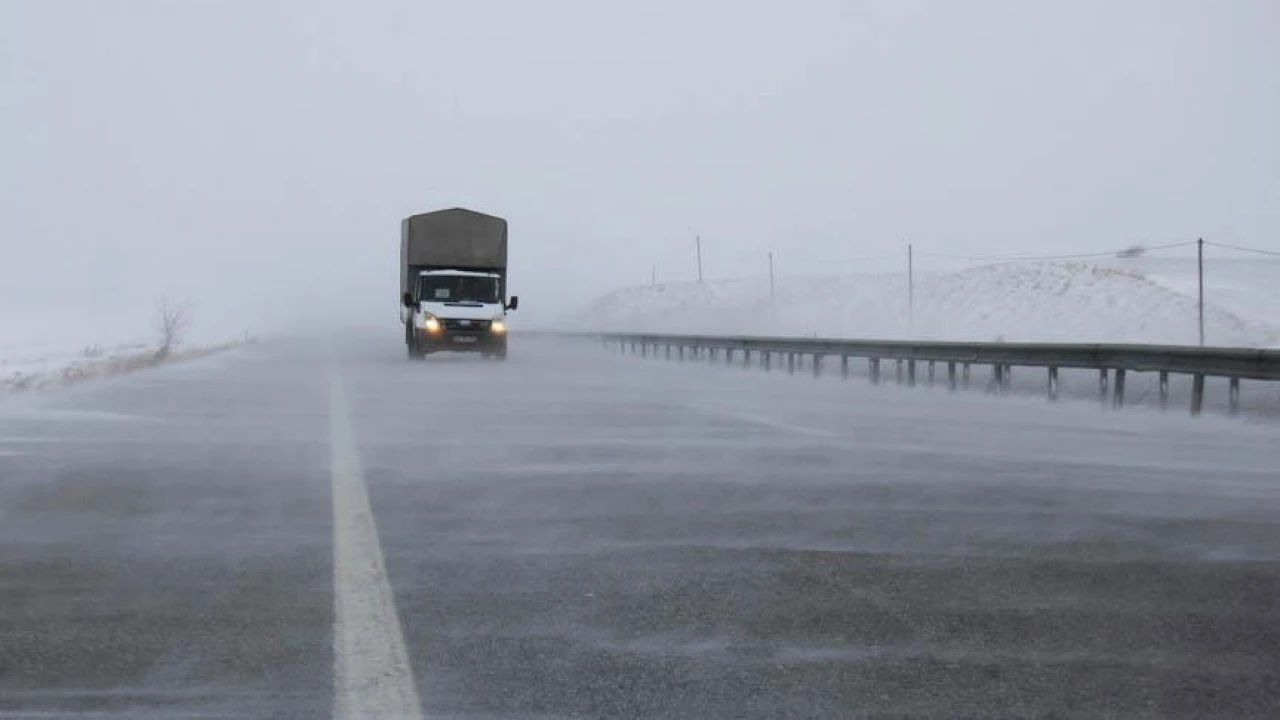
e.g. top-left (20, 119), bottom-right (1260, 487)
top-left (1, 334), bottom-right (1278, 719)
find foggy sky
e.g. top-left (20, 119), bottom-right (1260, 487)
top-left (2, 0), bottom-right (1277, 332)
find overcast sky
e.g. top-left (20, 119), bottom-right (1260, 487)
top-left (2, 0), bottom-right (1277, 331)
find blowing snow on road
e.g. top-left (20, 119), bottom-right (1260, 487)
top-left (1, 335), bottom-right (1277, 718)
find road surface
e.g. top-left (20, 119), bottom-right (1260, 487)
top-left (1, 334), bottom-right (1277, 719)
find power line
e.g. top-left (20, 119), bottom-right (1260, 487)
top-left (1204, 241), bottom-right (1280, 258)
top-left (918, 240), bottom-right (1197, 263)
top-left (920, 249), bottom-right (1119, 262)
top-left (1144, 240), bottom-right (1204, 252)
top-left (777, 253), bottom-right (896, 265)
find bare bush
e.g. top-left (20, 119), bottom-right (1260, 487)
top-left (155, 296), bottom-right (193, 361)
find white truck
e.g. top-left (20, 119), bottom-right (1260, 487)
top-left (400, 208), bottom-right (518, 360)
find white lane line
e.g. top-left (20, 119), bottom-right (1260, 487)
top-left (328, 364), bottom-right (424, 720)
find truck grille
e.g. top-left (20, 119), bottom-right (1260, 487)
top-left (443, 318), bottom-right (491, 332)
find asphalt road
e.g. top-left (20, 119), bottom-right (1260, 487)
top-left (1, 334), bottom-right (1278, 719)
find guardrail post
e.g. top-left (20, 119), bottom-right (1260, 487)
top-left (895, 359), bottom-right (904, 385)
top-left (743, 349), bottom-right (751, 368)
top-left (1048, 367), bottom-right (1059, 401)
top-left (947, 362), bottom-right (957, 391)
top-left (1159, 371), bottom-right (1169, 410)
top-left (813, 355), bottom-right (822, 378)
top-left (787, 353), bottom-right (796, 375)
top-left (841, 355), bottom-right (849, 379)
top-left (1098, 369), bottom-right (1109, 403)
top-left (665, 344), bottom-right (672, 360)
top-left (1191, 374), bottom-right (1205, 416)
top-left (990, 364), bottom-right (1000, 393)
top-left (870, 358), bottom-right (881, 384)
top-left (763, 352), bottom-right (772, 372)
top-left (907, 360), bottom-right (917, 387)
top-left (1113, 368), bottom-right (1126, 408)
top-left (725, 348), bottom-right (734, 365)
top-left (1229, 377), bottom-right (1240, 415)
top-left (927, 360), bottom-right (935, 387)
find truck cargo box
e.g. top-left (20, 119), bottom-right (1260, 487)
top-left (400, 208), bottom-right (508, 296)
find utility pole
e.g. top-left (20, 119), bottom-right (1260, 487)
top-left (696, 234), bottom-right (704, 284)
top-left (907, 242), bottom-right (915, 337)
top-left (1198, 237), bottom-right (1205, 346)
top-left (768, 251), bottom-right (776, 310)
top-left (651, 265), bottom-right (657, 287)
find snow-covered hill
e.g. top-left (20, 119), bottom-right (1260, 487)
top-left (571, 260), bottom-right (1280, 348)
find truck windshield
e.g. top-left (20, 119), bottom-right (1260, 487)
top-left (419, 275), bottom-right (500, 304)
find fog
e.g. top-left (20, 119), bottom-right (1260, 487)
top-left (2, 0), bottom-right (1277, 338)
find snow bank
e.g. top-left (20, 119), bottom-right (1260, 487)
top-left (571, 261), bottom-right (1280, 347)
top-left (0, 340), bottom-right (248, 393)
top-left (1, 307), bottom-right (255, 394)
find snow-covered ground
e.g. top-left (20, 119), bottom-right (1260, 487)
top-left (569, 258), bottom-right (1280, 348)
top-left (1, 307), bottom-right (254, 393)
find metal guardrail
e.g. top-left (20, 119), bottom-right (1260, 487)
top-left (598, 332), bottom-right (1280, 416)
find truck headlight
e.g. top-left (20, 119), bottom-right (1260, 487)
top-left (419, 314), bottom-right (441, 332)
top-left (491, 319), bottom-right (507, 334)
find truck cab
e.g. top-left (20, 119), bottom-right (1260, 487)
top-left (402, 270), bottom-right (517, 359)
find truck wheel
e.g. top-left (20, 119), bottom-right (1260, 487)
top-left (406, 323), bottom-right (425, 360)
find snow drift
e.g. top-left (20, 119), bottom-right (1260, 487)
top-left (1, 307), bottom-right (254, 394)
top-left (571, 261), bottom-right (1280, 348)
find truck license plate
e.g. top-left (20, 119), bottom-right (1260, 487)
top-left (453, 336), bottom-right (478, 344)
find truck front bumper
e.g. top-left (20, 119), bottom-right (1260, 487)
top-left (413, 328), bottom-right (506, 353)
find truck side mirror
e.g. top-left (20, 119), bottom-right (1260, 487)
top-left (506, 295), bottom-right (519, 311)
top-left (402, 292), bottom-right (414, 308)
